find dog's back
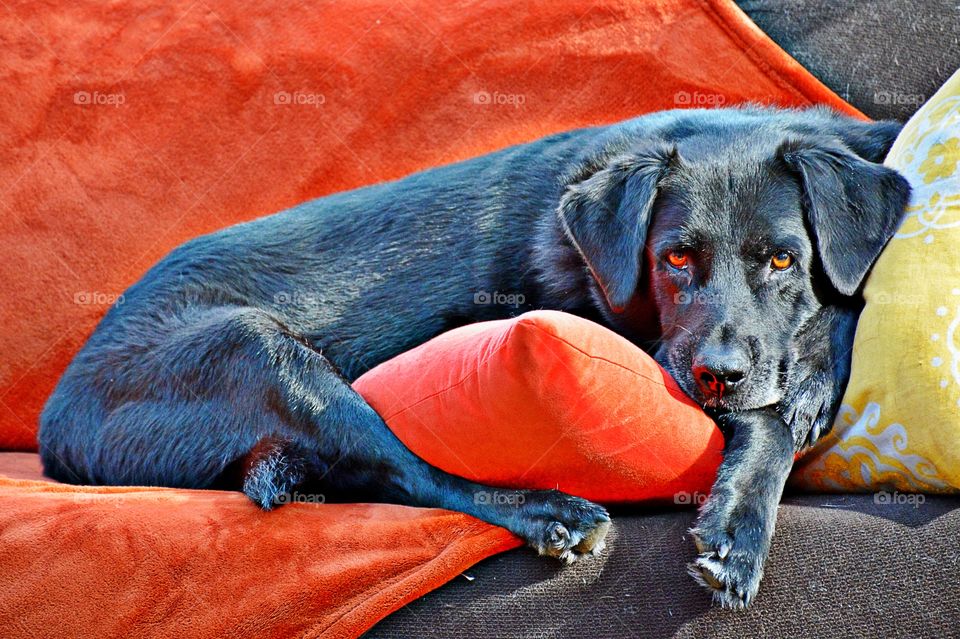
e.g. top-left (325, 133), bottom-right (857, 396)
top-left (38, 122), bottom-right (591, 486)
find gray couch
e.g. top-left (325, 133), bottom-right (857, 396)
top-left (369, 494), bottom-right (960, 637)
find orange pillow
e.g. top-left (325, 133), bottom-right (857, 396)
top-left (352, 311), bottom-right (723, 504)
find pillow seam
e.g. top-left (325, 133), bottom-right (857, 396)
top-left (378, 316), bottom-right (697, 424)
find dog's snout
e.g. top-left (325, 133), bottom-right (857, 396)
top-left (692, 345), bottom-right (749, 397)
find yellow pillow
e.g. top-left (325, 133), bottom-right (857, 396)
top-left (791, 70), bottom-right (960, 493)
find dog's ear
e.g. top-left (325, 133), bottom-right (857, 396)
top-left (558, 143), bottom-right (676, 311)
top-left (780, 138), bottom-right (910, 296)
top-left (823, 117), bottom-right (903, 163)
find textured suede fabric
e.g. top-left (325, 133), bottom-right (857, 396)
top-left (369, 494), bottom-right (960, 637)
top-left (0, 452), bottom-right (522, 639)
top-left (736, 0), bottom-right (960, 121)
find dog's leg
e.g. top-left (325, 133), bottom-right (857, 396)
top-left (271, 351), bottom-right (612, 563)
top-left (53, 306), bottom-right (609, 562)
top-left (779, 304), bottom-right (860, 450)
top-left (687, 407), bottom-right (793, 608)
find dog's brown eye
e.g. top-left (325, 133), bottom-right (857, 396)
top-left (770, 251), bottom-right (794, 270)
top-left (667, 251), bottom-right (688, 269)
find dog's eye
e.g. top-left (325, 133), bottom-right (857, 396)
top-left (770, 251), bottom-right (794, 270)
top-left (666, 250), bottom-right (688, 269)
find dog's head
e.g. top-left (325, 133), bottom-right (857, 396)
top-left (557, 108), bottom-right (910, 410)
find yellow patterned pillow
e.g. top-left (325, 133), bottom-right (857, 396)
top-left (791, 69), bottom-right (960, 493)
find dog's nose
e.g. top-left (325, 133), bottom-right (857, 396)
top-left (692, 346), bottom-right (748, 397)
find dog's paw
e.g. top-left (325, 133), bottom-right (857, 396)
top-left (688, 493), bottom-right (775, 609)
top-left (241, 437), bottom-right (310, 510)
top-left (779, 369), bottom-right (838, 451)
top-left (688, 522), bottom-right (764, 609)
top-left (520, 490), bottom-right (611, 563)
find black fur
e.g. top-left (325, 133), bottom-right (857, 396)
top-left (38, 106), bottom-right (909, 603)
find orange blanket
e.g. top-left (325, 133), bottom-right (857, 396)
top-left (0, 0), bottom-right (857, 636)
top-left (0, 453), bottom-right (520, 638)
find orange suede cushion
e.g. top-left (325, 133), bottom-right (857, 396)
top-left (0, 453), bottom-right (521, 638)
top-left (0, 0), bottom-right (861, 451)
top-left (353, 311), bottom-right (724, 504)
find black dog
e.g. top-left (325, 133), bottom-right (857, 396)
top-left (39, 106), bottom-right (909, 608)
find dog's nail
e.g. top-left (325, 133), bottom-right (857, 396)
top-left (700, 568), bottom-right (723, 589)
top-left (549, 522), bottom-right (569, 547)
top-left (718, 543), bottom-right (730, 559)
top-left (589, 538), bottom-right (607, 556)
top-left (693, 535), bottom-right (708, 554)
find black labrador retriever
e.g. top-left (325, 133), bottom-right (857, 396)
top-left (38, 106), bottom-right (910, 608)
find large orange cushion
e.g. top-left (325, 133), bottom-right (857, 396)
top-left (0, 0), bottom-right (860, 451)
top-left (353, 311), bottom-right (724, 504)
top-left (0, 2), bottom-right (861, 636)
top-left (0, 453), bottom-right (521, 639)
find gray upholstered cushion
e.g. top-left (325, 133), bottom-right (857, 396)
top-left (368, 494), bottom-right (960, 637)
top-left (736, 0), bottom-right (960, 121)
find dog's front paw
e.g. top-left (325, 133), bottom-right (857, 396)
top-left (688, 407), bottom-right (792, 608)
top-left (687, 493), bottom-right (775, 609)
top-left (780, 306), bottom-right (858, 451)
top-left (688, 519), bottom-right (764, 608)
top-left (519, 490), bottom-right (611, 563)
top-left (779, 368), bottom-right (838, 451)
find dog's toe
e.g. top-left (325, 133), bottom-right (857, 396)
top-left (522, 491), bottom-right (611, 562)
top-left (688, 527), bottom-right (763, 609)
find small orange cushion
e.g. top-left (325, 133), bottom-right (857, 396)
top-left (353, 311), bottom-right (723, 504)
